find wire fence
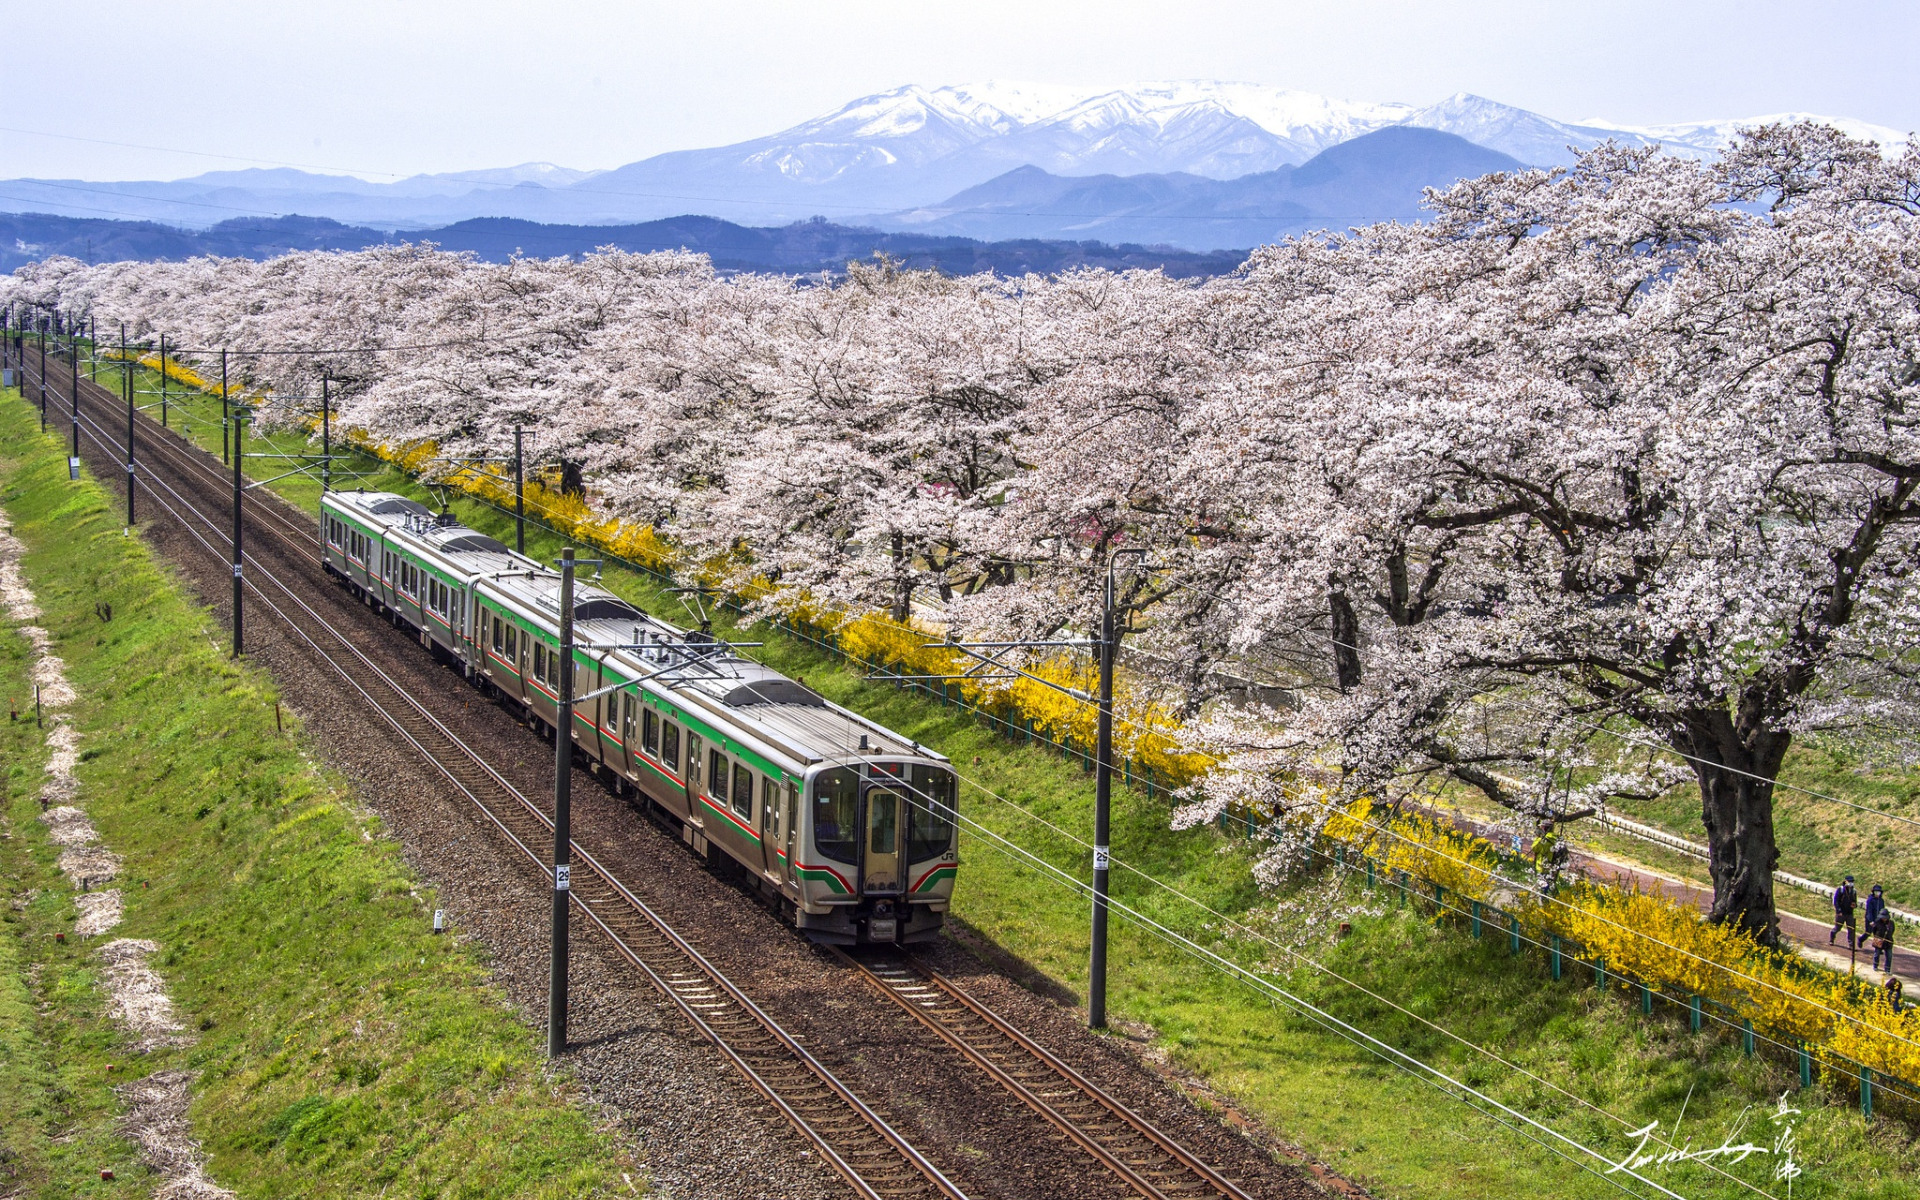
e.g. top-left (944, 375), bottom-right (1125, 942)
top-left (1326, 841), bottom-right (1920, 1125)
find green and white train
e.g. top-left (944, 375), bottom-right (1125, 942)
top-left (320, 489), bottom-right (958, 944)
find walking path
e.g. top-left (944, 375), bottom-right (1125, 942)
top-left (1416, 800), bottom-right (1916, 985)
top-left (1574, 846), bottom-right (1918, 983)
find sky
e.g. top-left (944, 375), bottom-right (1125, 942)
top-left (4, 0), bottom-right (1916, 181)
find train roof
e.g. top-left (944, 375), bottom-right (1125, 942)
top-left (325, 490), bottom-right (532, 574)
top-left (482, 569), bottom-right (940, 767)
top-left (325, 492), bottom-right (941, 769)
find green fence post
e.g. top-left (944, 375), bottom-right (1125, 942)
top-left (1595, 958), bottom-right (1606, 989)
top-left (1146, 765), bottom-right (1155, 800)
top-left (1641, 982), bottom-right (1653, 1015)
top-left (1509, 913), bottom-right (1521, 956)
top-left (1861, 1065), bottom-right (1873, 1120)
top-left (1742, 1020), bottom-right (1754, 1056)
top-left (1471, 900), bottom-right (1483, 938)
top-left (1690, 994), bottom-right (1701, 1033)
top-left (1799, 1043), bottom-right (1812, 1090)
top-left (1551, 936), bottom-right (1562, 981)
top-left (1434, 882), bottom-right (1445, 910)
top-left (1395, 870), bottom-right (1407, 907)
top-left (1124, 758), bottom-right (1132, 788)
top-left (1335, 845), bottom-right (1346, 871)
top-left (1365, 859), bottom-right (1375, 890)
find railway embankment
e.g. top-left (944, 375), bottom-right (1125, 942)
top-left (74, 359), bottom-right (1920, 1199)
top-left (0, 391), bottom-right (636, 1197)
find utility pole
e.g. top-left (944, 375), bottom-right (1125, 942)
top-left (514, 426), bottom-right (527, 554)
top-left (159, 332), bottom-right (168, 429)
top-left (321, 374), bottom-right (331, 493)
top-left (232, 402), bottom-right (247, 658)
top-left (220, 349), bottom-right (230, 465)
top-left (1087, 548), bottom-right (1146, 1029)
top-left (87, 315), bottom-right (96, 381)
top-left (38, 326), bottom-right (47, 432)
top-left (69, 333), bottom-right (80, 464)
top-left (549, 546), bottom-right (575, 1056)
top-left (123, 327), bottom-right (135, 527)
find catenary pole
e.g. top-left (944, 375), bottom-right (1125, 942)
top-left (38, 326), bottom-right (46, 431)
top-left (514, 426), bottom-right (526, 554)
top-left (123, 327), bottom-right (135, 527)
top-left (232, 400), bottom-right (245, 657)
top-left (69, 329), bottom-right (80, 462)
top-left (220, 349), bottom-right (229, 464)
top-left (1088, 548), bottom-right (1147, 1029)
top-left (321, 373), bottom-right (331, 493)
top-left (549, 546), bottom-right (575, 1055)
top-left (159, 332), bottom-right (168, 429)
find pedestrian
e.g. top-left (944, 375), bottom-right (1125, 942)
top-left (1887, 974), bottom-right (1905, 1014)
top-left (1831, 875), bottom-right (1858, 947)
top-left (1869, 912), bottom-right (1896, 972)
top-left (1864, 883), bottom-right (1888, 929)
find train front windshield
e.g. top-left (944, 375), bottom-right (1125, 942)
top-left (906, 764), bottom-right (956, 860)
top-left (811, 764), bottom-right (956, 868)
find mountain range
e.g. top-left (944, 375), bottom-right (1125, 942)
top-left (0, 82), bottom-right (1907, 253)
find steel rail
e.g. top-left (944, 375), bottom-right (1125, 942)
top-left (59, 368), bottom-right (969, 1200)
top-left (835, 949), bottom-right (1256, 1200)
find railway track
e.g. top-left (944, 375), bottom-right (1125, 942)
top-left (48, 355), bottom-right (968, 1200)
top-left (48, 352), bottom-right (1270, 1200)
top-left (838, 951), bottom-right (1255, 1200)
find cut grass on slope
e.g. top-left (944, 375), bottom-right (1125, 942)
top-left (0, 390), bottom-right (636, 1198)
top-left (119, 365), bottom-right (1920, 1198)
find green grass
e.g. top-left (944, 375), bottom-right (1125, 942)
top-left (0, 388), bottom-right (637, 1198)
top-left (96, 362), bottom-right (1920, 1198)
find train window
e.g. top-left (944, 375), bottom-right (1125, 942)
top-left (907, 765), bottom-right (957, 861)
top-left (642, 709), bottom-right (659, 756)
top-left (708, 749), bottom-right (728, 801)
top-left (812, 769), bottom-right (860, 865)
top-left (763, 775), bottom-right (780, 839)
top-left (685, 734), bottom-right (702, 786)
top-left (661, 722), bottom-right (680, 771)
top-left (620, 692), bottom-right (635, 744)
top-left (869, 793), bottom-right (897, 855)
top-left (490, 613), bottom-right (502, 653)
top-left (505, 625), bottom-right (518, 665)
top-left (535, 643), bottom-right (549, 686)
top-left (730, 760), bottom-right (753, 819)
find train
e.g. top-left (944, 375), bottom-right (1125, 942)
top-left (318, 488), bottom-right (958, 945)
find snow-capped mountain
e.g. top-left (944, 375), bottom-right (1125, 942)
top-left (1587, 112), bottom-right (1910, 158)
top-left (0, 82), bottom-right (1901, 235)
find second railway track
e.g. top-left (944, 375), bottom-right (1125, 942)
top-left (51, 355), bottom-right (967, 1200)
top-left (45, 353), bottom-right (1275, 1200)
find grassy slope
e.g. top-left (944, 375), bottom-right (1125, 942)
top-left (0, 389), bottom-right (634, 1198)
top-left (119, 367), bottom-right (1920, 1198)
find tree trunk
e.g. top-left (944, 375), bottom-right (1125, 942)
top-left (1329, 585), bottom-right (1362, 690)
top-left (1676, 715), bottom-right (1789, 948)
top-left (890, 532), bottom-right (912, 624)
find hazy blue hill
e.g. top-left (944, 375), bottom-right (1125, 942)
top-left (0, 211), bottom-right (1247, 278)
top-left (883, 126), bottom-right (1525, 249)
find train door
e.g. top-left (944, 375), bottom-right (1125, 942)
top-left (781, 781), bottom-right (799, 888)
top-left (684, 734), bottom-right (705, 833)
top-left (861, 784), bottom-right (904, 896)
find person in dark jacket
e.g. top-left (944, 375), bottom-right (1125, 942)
top-left (1887, 974), bottom-right (1905, 1014)
top-left (1870, 912), bottom-right (1896, 972)
top-left (1832, 876), bottom-right (1858, 947)
top-left (1864, 884), bottom-right (1889, 929)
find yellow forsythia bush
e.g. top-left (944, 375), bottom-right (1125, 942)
top-left (1316, 792), bottom-right (1920, 1089)
top-left (151, 366), bottom-right (1912, 1088)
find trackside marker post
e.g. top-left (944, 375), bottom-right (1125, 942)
top-left (550, 546), bottom-right (576, 1056)
top-left (232, 400), bottom-right (249, 657)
